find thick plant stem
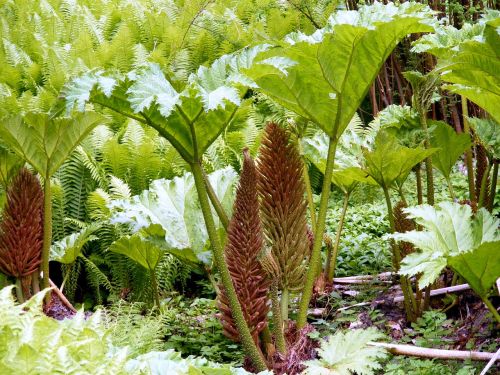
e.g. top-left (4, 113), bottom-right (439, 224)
top-left (483, 297), bottom-right (500, 324)
top-left (202, 168), bottom-right (229, 230)
top-left (15, 278), bottom-right (24, 303)
top-left (383, 187), bottom-right (401, 268)
top-left (415, 165), bottom-right (423, 205)
top-left (298, 142), bottom-right (316, 233)
top-left (383, 186), bottom-right (417, 322)
top-left (150, 269), bottom-right (160, 308)
top-left (461, 97), bottom-right (475, 201)
top-left (41, 178), bottom-right (52, 293)
top-left (191, 162), bottom-right (267, 371)
top-left (421, 115), bottom-right (434, 206)
top-left (280, 288), bottom-right (289, 322)
top-left (327, 193), bottom-right (349, 281)
top-left (31, 270), bottom-right (40, 294)
top-left (297, 138), bottom-right (337, 328)
top-left (271, 282), bottom-right (287, 354)
top-left (488, 162), bottom-right (498, 212)
top-left (478, 163), bottom-right (492, 209)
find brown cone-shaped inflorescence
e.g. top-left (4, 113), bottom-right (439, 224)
top-left (257, 122), bottom-right (309, 292)
top-left (0, 168), bottom-right (43, 297)
top-left (217, 149), bottom-right (270, 343)
top-left (393, 201), bottom-right (415, 257)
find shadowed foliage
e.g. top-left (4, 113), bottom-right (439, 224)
top-left (0, 168), bottom-right (43, 298)
top-left (217, 149), bottom-right (270, 343)
top-left (257, 122), bottom-right (310, 292)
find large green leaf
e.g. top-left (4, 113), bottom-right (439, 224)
top-left (0, 147), bottom-right (23, 189)
top-left (430, 121), bottom-right (471, 179)
top-left (468, 117), bottom-right (500, 159)
top-left (0, 112), bottom-right (103, 178)
top-left (110, 235), bottom-right (162, 271)
top-left (438, 19), bottom-right (500, 124)
top-left (50, 224), bottom-right (99, 264)
top-left (393, 202), bottom-right (500, 289)
top-left (244, 2), bottom-right (435, 138)
top-left (361, 131), bottom-right (437, 189)
top-left (412, 22), bottom-right (485, 59)
top-left (331, 167), bottom-right (376, 195)
top-left (108, 168), bottom-right (237, 265)
top-left (63, 46), bottom-right (268, 162)
top-left (448, 241), bottom-right (500, 299)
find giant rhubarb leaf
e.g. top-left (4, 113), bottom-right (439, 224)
top-left (63, 46), bottom-right (269, 163)
top-left (0, 112), bottom-right (103, 179)
top-left (448, 241), bottom-right (500, 299)
top-left (360, 130), bottom-right (437, 189)
top-left (244, 2), bottom-right (435, 139)
top-left (393, 202), bottom-right (500, 289)
top-left (430, 121), bottom-right (471, 179)
top-left (108, 168), bottom-right (237, 265)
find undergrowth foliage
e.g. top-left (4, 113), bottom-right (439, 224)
top-left (0, 287), bottom-right (264, 374)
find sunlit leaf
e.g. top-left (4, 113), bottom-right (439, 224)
top-left (50, 224), bottom-right (99, 264)
top-left (448, 241), bottom-right (500, 298)
top-left (110, 235), bottom-right (162, 271)
top-left (430, 121), bottom-right (471, 179)
top-left (244, 2), bottom-right (435, 138)
top-left (303, 328), bottom-right (387, 375)
top-left (361, 131), bottom-right (437, 189)
top-left (393, 203), bottom-right (500, 289)
top-left (108, 168), bottom-right (237, 265)
top-left (0, 112), bottom-right (104, 178)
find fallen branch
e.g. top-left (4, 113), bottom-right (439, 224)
top-left (391, 284), bottom-right (470, 303)
top-left (309, 284), bottom-right (471, 316)
top-left (480, 347), bottom-right (500, 375)
top-left (333, 278), bottom-right (392, 284)
top-left (369, 342), bottom-right (500, 362)
top-left (49, 279), bottom-right (77, 313)
top-left (333, 272), bottom-right (393, 283)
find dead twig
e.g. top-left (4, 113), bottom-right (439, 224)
top-left (480, 347), bottom-right (500, 375)
top-left (49, 279), bottom-right (77, 313)
top-left (369, 342), bottom-right (500, 362)
top-left (309, 284), bottom-right (471, 316)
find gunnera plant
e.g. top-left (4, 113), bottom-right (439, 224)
top-left (217, 148), bottom-right (271, 345)
top-left (0, 168), bottom-right (44, 302)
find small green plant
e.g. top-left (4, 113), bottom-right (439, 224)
top-left (403, 310), bottom-right (454, 348)
top-left (385, 358), bottom-right (477, 375)
top-left (162, 297), bottom-right (245, 364)
top-left (303, 328), bottom-right (387, 375)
